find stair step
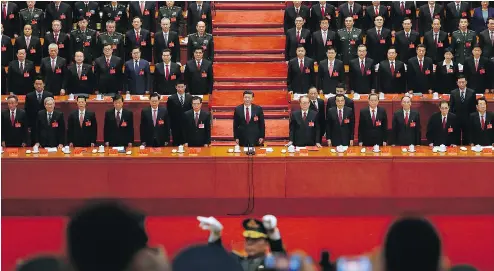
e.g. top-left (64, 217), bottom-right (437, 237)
top-left (215, 53), bottom-right (285, 62)
top-left (214, 3), bottom-right (286, 10)
top-left (210, 90), bottom-right (289, 108)
top-left (214, 27), bottom-right (285, 36)
top-left (215, 36), bottom-right (285, 52)
top-left (215, 81), bottom-right (286, 90)
top-left (212, 119), bottom-right (289, 140)
top-left (213, 111), bottom-right (289, 119)
top-left (214, 62), bottom-right (287, 79)
top-left (213, 10), bottom-right (283, 26)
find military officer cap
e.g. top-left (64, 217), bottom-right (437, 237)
top-left (242, 218), bottom-right (268, 239)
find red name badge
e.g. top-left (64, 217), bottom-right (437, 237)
top-left (158, 119), bottom-right (164, 125)
top-left (58, 43), bottom-right (64, 49)
top-left (24, 72), bottom-right (30, 78)
top-left (409, 43), bottom-right (415, 49)
top-left (308, 121), bottom-right (315, 127)
top-left (410, 122), bottom-right (416, 127)
top-left (198, 123), bottom-right (205, 128)
top-left (169, 42), bottom-right (175, 47)
top-left (112, 44), bottom-right (117, 49)
top-left (447, 68), bottom-right (454, 73)
top-left (396, 72), bottom-right (401, 78)
top-left (201, 71), bottom-right (207, 78)
top-left (85, 121), bottom-right (91, 126)
top-left (139, 70), bottom-right (144, 76)
top-left (84, 41), bottom-right (90, 47)
top-left (253, 116), bottom-right (259, 121)
top-left (109, 149), bottom-right (118, 155)
top-left (15, 122), bottom-right (21, 128)
top-left (406, 9), bottom-right (411, 14)
top-left (201, 14), bottom-right (206, 19)
top-left (300, 38), bottom-right (306, 44)
top-left (437, 42), bottom-right (443, 48)
top-left (376, 120), bottom-right (382, 126)
top-left (425, 69), bottom-right (431, 75)
top-left (305, 68), bottom-right (310, 73)
top-left (326, 40), bottom-right (332, 46)
top-left (487, 124), bottom-right (493, 129)
top-left (344, 118), bottom-right (350, 124)
top-left (30, 48), bottom-right (36, 54)
top-left (466, 42), bottom-right (471, 48)
top-left (1, 46), bottom-right (6, 51)
top-left (60, 14), bottom-right (66, 19)
top-left (326, 14), bottom-right (331, 19)
top-left (56, 68), bottom-right (62, 74)
top-left (448, 127), bottom-right (453, 133)
top-left (480, 69), bottom-right (486, 74)
top-left (140, 41), bottom-right (146, 46)
top-left (462, 12), bottom-right (467, 17)
top-left (115, 16), bottom-right (121, 21)
top-left (110, 68), bottom-right (116, 74)
top-left (144, 9), bottom-right (150, 15)
top-left (350, 40), bottom-right (356, 45)
top-left (9, 13), bottom-right (14, 19)
top-left (170, 74), bottom-right (176, 80)
top-left (121, 121), bottom-right (127, 127)
top-left (366, 69), bottom-right (372, 75)
top-left (81, 75), bottom-right (88, 81)
top-left (380, 39), bottom-right (386, 44)
top-left (202, 45), bottom-right (207, 51)
top-left (31, 19), bottom-right (37, 24)
top-left (171, 17), bottom-right (177, 22)
top-left (52, 121), bottom-right (58, 128)
top-left (86, 11), bottom-right (92, 17)
top-left (353, 15), bottom-right (358, 20)
top-left (333, 71), bottom-right (339, 76)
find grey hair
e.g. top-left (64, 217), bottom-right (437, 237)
top-left (161, 17), bottom-right (170, 24)
top-left (48, 43), bottom-right (59, 51)
top-left (44, 97), bottom-right (55, 105)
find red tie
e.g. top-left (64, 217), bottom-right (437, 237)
top-left (10, 110), bottom-right (15, 126)
top-left (197, 61), bottom-right (201, 70)
top-left (375, 7), bottom-right (379, 15)
top-left (195, 112), bottom-right (199, 126)
top-left (296, 30), bottom-right (301, 42)
top-left (54, 32), bottom-right (58, 43)
top-left (338, 109), bottom-right (342, 125)
top-left (475, 59), bottom-right (479, 72)
top-left (390, 62), bottom-right (395, 76)
top-left (481, 115), bottom-right (485, 130)
top-left (245, 107), bottom-right (250, 123)
top-left (405, 112), bottom-right (409, 125)
top-left (377, 29), bottom-right (381, 39)
top-left (299, 59), bottom-right (304, 72)
top-left (153, 110), bottom-right (157, 126)
top-left (360, 60), bottom-right (365, 75)
top-left (400, 2), bottom-right (405, 12)
top-left (442, 117), bottom-right (446, 129)
top-left (106, 58), bottom-right (110, 67)
top-left (303, 111), bottom-right (307, 120)
top-left (349, 5), bottom-right (353, 14)
top-left (372, 110), bottom-right (376, 126)
top-left (165, 64), bottom-right (169, 80)
top-left (136, 31), bottom-right (140, 42)
top-left (3, 4), bottom-right (6, 20)
top-left (419, 60), bottom-right (423, 71)
top-left (321, 6), bottom-right (325, 16)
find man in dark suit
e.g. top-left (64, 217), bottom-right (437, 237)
top-left (1, 95), bottom-right (28, 147)
top-left (70, 17), bottom-right (97, 64)
top-left (326, 94), bottom-right (355, 146)
top-left (426, 101), bottom-right (460, 146)
top-left (390, 1), bottom-right (417, 32)
top-left (1, 1), bottom-right (19, 37)
top-left (67, 51), bottom-right (95, 94)
top-left (7, 49), bottom-right (35, 95)
top-left (358, 93), bottom-right (388, 146)
top-left (24, 78), bottom-right (54, 144)
top-left (463, 46), bottom-right (490, 94)
top-left (445, 1), bottom-right (471, 34)
top-left (44, 1), bottom-right (72, 33)
top-left (287, 46), bottom-right (315, 94)
top-left (283, 1), bottom-right (309, 33)
top-left (394, 18), bottom-right (421, 63)
top-left (233, 91), bottom-right (265, 146)
top-left (418, 2), bottom-right (444, 35)
top-left (378, 47), bottom-right (406, 93)
top-left (187, 1), bottom-right (213, 34)
top-left (39, 43), bottom-right (68, 95)
top-left (44, 20), bottom-right (70, 60)
top-left (365, 15), bottom-right (392, 65)
top-left (154, 49), bottom-right (181, 95)
top-left (94, 44), bottom-right (123, 94)
top-left (167, 81), bottom-right (193, 146)
top-left (311, 18), bottom-right (336, 63)
top-left (124, 47), bottom-right (151, 94)
top-left (478, 18), bottom-right (494, 59)
top-left (450, 75), bottom-right (478, 144)
top-left (327, 84), bottom-right (355, 117)
top-left (73, 1), bottom-right (100, 30)
top-left (469, 97), bottom-right (494, 146)
top-left (154, 18), bottom-right (181, 64)
top-left (423, 18), bottom-right (450, 63)
top-left (338, 2), bottom-right (363, 30)
top-left (184, 47), bottom-right (213, 95)
top-left (14, 24), bottom-right (42, 65)
top-left (308, 86), bottom-right (325, 142)
top-left (1, 25), bottom-right (14, 67)
top-left (187, 21), bottom-right (214, 61)
top-left (335, 16), bottom-right (363, 65)
top-left (128, 1), bottom-right (156, 33)
top-left (104, 94), bottom-right (134, 147)
top-left (318, 47), bottom-right (344, 94)
top-left (67, 96), bottom-right (97, 147)
top-left (407, 44), bottom-right (434, 94)
top-left (288, 96), bottom-right (321, 147)
top-left (140, 93), bottom-right (170, 147)
top-left (349, 45), bottom-right (375, 94)
top-left (392, 96), bottom-right (421, 146)
top-left (310, 1), bottom-right (336, 32)
top-left (363, 1), bottom-right (390, 31)
top-left (125, 17), bottom-right (152, 62)
top-left (35, 97), bottom-right (65, 148)
top-left (285, 16), bottom-right (311, 60)
top-left (183, 96), bottom-right (211, 147)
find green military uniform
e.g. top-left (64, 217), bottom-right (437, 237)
top-left (187, 32), bottom-right (214, 61)
top-left (336, 27), bottom-right (363, 65)
top-left (102, 3), bottom-right (128, 35)
top-left (70, 28), bottom-right (98, 63)
top-left (451, 29), bottom-right (477, 64)
top-left (19, 8), bottom-right (44, 36)
top-left (158, 5), bottom-right (184, 34)
top-left (97, 32), bottom-right (125, 59)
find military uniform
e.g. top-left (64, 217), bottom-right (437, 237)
top-left (97, 32), bottom-right (125, 59)
top-left (451, 29), bottom-right (478, 64)
top-left (336, 27), bottom-right (363, 65)
top-left (70, 28), bottom-right (98, 63)
top-left (19, 8), bottom-right (44, 36)
top-left (158, 5), bottom-right (184, 34)
top-left (73, 1), bottom-right (101, 31)
top-left (101, 3), bottom-right (128, 35)
top-left (187, 33), bottom-right (214, 61)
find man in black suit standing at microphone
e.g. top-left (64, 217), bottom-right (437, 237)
top-left (233, 91), bottom-right (265, 146)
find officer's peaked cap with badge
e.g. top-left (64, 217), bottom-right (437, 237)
top-left (242, 218), bottom-right (268, 239)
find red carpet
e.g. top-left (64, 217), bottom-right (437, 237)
top-left (3, 216), bottom-right (494, 271)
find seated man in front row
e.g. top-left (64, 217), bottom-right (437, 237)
top-left (104, 94), bottom-right (134, 147)
top-left (233, 90), bottom-right (265, 146)
top-left (287, 96), bottom-right (321, 147)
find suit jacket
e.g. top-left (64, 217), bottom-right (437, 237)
top-left (450, 88), bottom-right (477, 121)
top-left (39, 57), bottom-right (68, 95)
top-left (407, 57), bottom-right (434, 93)
top-left (478, 29), bottom-right (494, 59)
top-left (471, 7), bottom-right (494, 34)
top-left (67, 63), bottom-right (95, 94)
top-left (463, 57), bottom-right (490, 93)
top-left (358, 107), bottom-right (388, 146)
top-left (73, 1), bottom-right (100, 30)
top-left (285, 28), bottom-right (311, 60)
top-left (365, 27), bottom-right (392, 64)
top-left (1, 108), bottom-right (28, 147)
top-left (310, 3), bottom-right (337, 32)
top-left (125, 28), bottom-right (152, 62)
top-left (67, 110), bottom-right (97, 147)
top-left (44, 2), bottom-right (73, 33)
top-left (390, 1), bottom-right (417, 31)
top-left (128, 2), bottom-right (156, 33)
top-left (167, 93), bottom-right (193, 145)
top-left (140, 106), bottom-right (170, 146)
top-left (363, 5), bottom-right (390, 31)
top-left (35, 110), bottom-right (65, 147)
top-left (287, 57), bottom-right (315, 94)
top-left (349, 57), bottom-right (375, 94)
top-left (24, 91), bottom-right (54, 130)
top-left (124, 59), bottom-right (151, 94)
top-left (337, 2), bottom-right (363, 30)
top-left (434, 61), bottom-right (461, 94)
top-left (94, 55), bottom-right (123, 94)
top-left (326, 106), bottom-right (355, 146)
top-left (394, 30), bottom-right (421, 63)
top-left (317, 59), bottom-right (344, 94)
top-left (423, 30), bottom-right (450, 62)
top-left (426, 112), bottom-right (460, 146)
top-left (7, 60), bottom-right (35, 95)
top-left (14, 35), bottom-right (42, 65)
top-left (445, 1), bottom-right (471, 34)
top-left (419, 4), bottom-right (444, 35)
top-left (289, 110), bottom-right (320, 146)
top-left (233, 104), bottom-right (266, 146)
top-left (283, 5), bottom-right (310, 33)
top-left (184, 59), bottom-right (213, 94)
top-left (154, 62), bottom-right (182, 95)
top-left (183, 109), bottom-right (211, 147)
top-left (43, 31), bottom-right (70, 60)
top-left (187, 2), bottom-right (213, 34)
top-left (469, 112), bottom-right (494, 145)
top-left (154, 30), bottom-right (181, 63)
top-left (378, 60), bottom-right (407, 93)
top-left (311, 29), bottom-right (336, 62)
top-left (103, 108), bottom-right (134, 146)
top-left (1, 2), bottom-right (19, 37)
top-left (309, 98), bottom-right (325, 140)
top-left (1, 35), bottom-right (13, 67)
top-left (392, 109), bottom-right (421, 146)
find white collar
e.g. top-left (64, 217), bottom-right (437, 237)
top-left (459, 88), bottom-right (466, 93)
top-left (369, 107), bottom-right (377, 112)
top-left (134, 28), bottom-right (141, 33)
top-left (194, 110), bottom-right (201, 115)
top-left (115, 109), bottom-right (121, 114)
top-left (301, 110), bottom-right (309, 115)
top-left (479, 112), bottom-right (486, 118)
top-left (47, 111), bottom-right (54, 115)
top-left (418, 57), bottom-right (424, 62)
top-left (359, 58), bottom-right (365, 62)
top-left (50, 57), bottom-right (57, 62)
top-left (296, 27), bottom-right (302, 32)
top-left (10, 108), bottom-right (16, 114)
top-left (134, 58), bottom-right (140, 62)
top-left (79, 109), bottom-right (85, 115)
top-left (404, 30), bottom-right (411, 34)
top-left (442, 60), bottom-right (453, 66)
top-left (376, 27), bottom-right (382, 32)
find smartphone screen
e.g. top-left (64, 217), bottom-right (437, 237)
top-left (336, 256), bottom-right (372, 271)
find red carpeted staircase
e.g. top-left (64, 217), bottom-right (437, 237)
top-left (211, 2), bottom-right (289, 145)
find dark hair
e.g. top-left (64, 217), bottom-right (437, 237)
top-left (335, 94), bottom-right (345, 100)
top-left (113, 94), bottom-right (124, 102)
top-left (34, 76), bottom-right (44, 83)
top-left (374, 15), bottom-right (384, 22)
top-left (74, 50), bottom-right (84, 56)
top-left (296, 44), bottom-right (306, 50)
top-left (326, 46), bottom-right (336, 53)
top-left (192, 96), bottom-right (203, 103)
top-left (444, 47), bottom-right (453, 53)
top-left (457, 74), bottom-right (466, 81)
top-left (488, 17), bottom-right (494, 24)
top-left (416, 44), bottom-right (426, 50)
top-left (150, 92), bottom-right (161, 100)
top-left (369, 93), bottom-right (379, 100)
top-left (7, 94), bottom-right (18, 102)
top-left (176, 79), bottom-right (185, 85)
top-left (78, 16), bottom-right (87, 22)
top-left (459, 17), bottom-right (469, 22)
top-left (77, 96), bottom-right (87, 101)
top-left (336, 82), bottom-right (346, 89)
top-left (472, 44), bottom-right (482, 50)
top-left (243, 90), bottom-right (254, 97)
top-left (194, 46), bottom-right (204, 53)
top-left (476, 96), bottom-right (487, 105)
top-left (388, 46), bottom-right (397, 53)
top-left (403, 17), bottom-right (412, 23)
top-left (17, 48), bottom-right (26, 54)
top-left (439, 100), bottom-right (449, 108)
top-left (132, 47), bottom-right (141, 52)
top-left (132, 16), bottom-right (142, 22)
top-left (162, 48), bottom-right (172, 55)
top-left (103, 43), bottom-right (112, 49)
top-left (319, 18), bottom-right (329, 24)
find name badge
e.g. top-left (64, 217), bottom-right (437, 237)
top-left (56, 68), bottom-right (62, 74)
top-left (379, 39), bottom-right (386, 44)
top-left (253, 116), bottom-right (259, 122)
top-left (326, 40), bottom-right (332, 46)
top-left (139, 70), bottom-right (144, 76)
top-left (24, 72), bottom-right (30, 77)
top-left (447, 68), bottom-right (453, 73)
top-left (31, 19), bottom-right (37, 24)
top-left (466, 42), bottom-right (471, 48)
top-left (115, 16), bottom-right (121, 21)
top-left (437, 42), bottom-right (443, 48)
top-left (366, 69), bottom-right (371, 75)
top-left (158, 119), bottom-right (165, 125)
top-left (15, 122), bottom-right (21, 128)
top-left (353, 15), bottom-right (358, 19)
top-left (30, 48), bottom-right (36, 54)
top-left (81, 75), bottom-right (88, 81)
top-left (121, 121), bottom-right (127, 127)
top-left (344, 118), bottom-right (350, 124)
top-left (85, 121), bottom-right (91, 126)
top-left (376, 120), bottom-right (382, 126)
top-left (170, 74), bottom-right (176, 80)
top-left (1, 46), bottom-right (6, 51)
top-left (201, 71), bottom-right (207, 78)
top-left (480, 69), bottom-right (486, 74)
top-left (409, 43), bottom-right (415, 49)
top-left (112, 44), bottom-right (117, 49)
top-left (60, 14), bottom-right (66, 19)
top-left (144, 9), bottom-right (150, 15)
top-left (305, 68), bottom-right (310, 73)
top-left (434, 14), bottom-right (440, 19)
top-left (201, 14), bottom-right (206, 19)
top-left (9, 13), bottom-right (14, 19)
top-left (425, 69), bottom-right (431, 75)
top-left (487, 124), bottom-right (493, 129)
top-left (84, 41), bottom-right (90, 46)
top-left (52, 121), bottom-right (59, 128)
top-left (308, 121), bottom-right (314, 127)
top-left (396, 72), bottom-right (401, 78)
top-left (110, 68), bottom-right (116, 74)
top-left (198, 123), bottom-right (205, 128)
top-left (300, 38), bottom-right (306, 44)
top-left (350, 40), bottom-right (355, 45)
top-left (171, 17), bottom-right (177, 22)
top-left (410, 122), bottom-right (416, 127)
top-left (86, 11), bottom-right (92, 17)
top-left (58, 43), bottom-right (64, 49)
top-left (462, 12), bottom-right (467, 17)
top-left (406, 9), bottom-right (411, 14)
top-left (141, 41), bottom-right (147, 46)
top-left (448, 127), bottom-right (453, 133)
top-left (332, 71), bottom-right (339, 76)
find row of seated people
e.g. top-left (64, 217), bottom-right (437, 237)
top-left (1, 1), bottom-right (210, 37)
top-left (2, 80), bottom-right (493, 149)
